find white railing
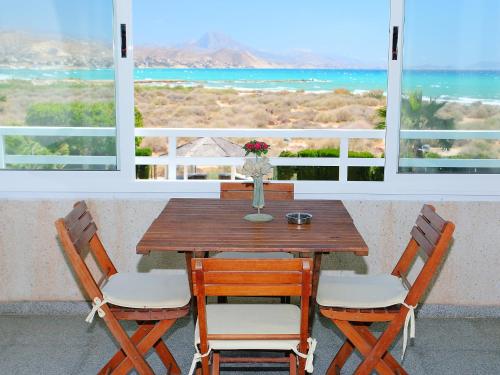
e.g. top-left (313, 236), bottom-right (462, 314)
top-left (399, 129), bottom-right (500, 169)
top-left (0, 126), bottom-right (116, 168)
top-left (134, 128), bottom-right (386, 181)
top-left (1, 126), bottom-right (500, 176)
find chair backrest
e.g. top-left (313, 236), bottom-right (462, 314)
top-left (391, 204), bottom-right (455, 306)
top-left (220, 182), bottom-right (294, 200)
top-left (55, 201), bottom-right (117, 301)
top-left (192, 258), bottom-right (312, 350)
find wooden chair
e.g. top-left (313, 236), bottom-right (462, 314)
top-left (55, 201), bottom-right (191, 375)
top-left (220, 182), bottom-right (294, 201)
top-left (317, 204), bottom-right (455, 375)
top-left (217, 182), bottom-right (295, 303)
top-left (190, 258), bottom-right (316, 375)
top-left (216, 182), bottom-right (294, 262)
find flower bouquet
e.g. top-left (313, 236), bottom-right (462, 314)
top-left (241, 140), bottom-right (273, 222)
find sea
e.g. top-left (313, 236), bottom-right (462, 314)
top-left (1, 68), bottom-right (499, 104)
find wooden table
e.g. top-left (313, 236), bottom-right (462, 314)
top-left (136, 198), bottom-right (368, 329)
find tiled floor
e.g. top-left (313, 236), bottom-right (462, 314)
top-left (0, 313), bottom-right (499, 374)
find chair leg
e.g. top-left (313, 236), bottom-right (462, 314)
top-left (201, 354), bottom-right (210, 375)
top-left (99, 323), bottom-right (154, 374)
top-left (354, 316), bottom-right (406, 375)
top-left (112, 319), bottom-right (176, 375)
top-left (326, 339), bottom-right (355, 375)
top-left (154, 338), bottom-right (182, 375)
top-left (212, 352), bottom-right (220, 375)
top-left (102, 310), bottom-right (154, 375)
top-left (333, 319), bottom-right (395, 375)
top-left (356, 325), bottom-right (408, 375)
top-left (289, 353), bottom-right (297, 375)
top-left (281, 296), bottom-right (291, 304)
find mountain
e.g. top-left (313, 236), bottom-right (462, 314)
top-left (467, 61), bottom-right (500, 70)
top-left (134, 45), bottom-right (278, 69)
top-left (135, 32), bottom-right (380, 69)
top-left (0, 30), bottom-right (382, 69)
top-left (0, 31), bottom-right (113, 69)
top-left (184, 31), bottom-right (248, 51)
top-left (135, 32), bottom-right (280, 68)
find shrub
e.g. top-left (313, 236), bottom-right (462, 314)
top-left (334, 109), bottom-right (354, 122)
top-left (365, 90), bottom-right (384, 99)
top-left (135, 107), bottom-right (144, 148)
top-left (26, 102), bottom-right (115, 127)
top-left (313, 111), bottom-right (335, 123)
top-left (277, 147), bottom-right (383, 181)
top-left (276, 151), bottom-right (296, 180)
top-left (375, 106), bottom-right (387, 129)
top-left (334, 88), bottom-right (351, 95)
top-left (135, 147), bottom-right (153, 179)
top-left (401, 90), bottom-right (455, 153)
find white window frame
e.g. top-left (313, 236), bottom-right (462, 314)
top-left (0, 0), bottom-right (499, 200)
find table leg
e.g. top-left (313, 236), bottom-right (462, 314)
top-left (185, 252), bottom-right (196, 322)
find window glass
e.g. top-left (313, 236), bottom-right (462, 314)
top-left (399, 0), bottom-right (500, 174)
top-left (133, 0), bottom-right (389, 181)
top-left (0, 0), bottom-right (117, 170)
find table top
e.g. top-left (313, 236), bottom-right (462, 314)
top-left (136, 198), bottom-right (368, 255)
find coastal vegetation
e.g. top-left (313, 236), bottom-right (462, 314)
top-left (277, 148), bottom-right (384, 181)
top-left (0, 79), bottom-right (499, 176)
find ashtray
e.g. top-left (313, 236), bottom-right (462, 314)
top-left (286, 212), bottom-right (312, 225)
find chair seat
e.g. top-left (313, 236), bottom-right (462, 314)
top-left (213, 252), bottom-right (294, 259)
top-left (102, 270), bottom-right (191, 309)
top-left (195, 304), bottom-right (300, 351)
top-left (317, 272), bottom-right (407, 308)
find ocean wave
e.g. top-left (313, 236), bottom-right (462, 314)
top-left (204, 78), bottom-right (332, 84)
top-left (422, 95), bottom-right (500, 106)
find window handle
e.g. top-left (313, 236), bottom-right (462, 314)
top-left (392, 26), bottom-right (399, 60)
top-left (121, 24), bottom-right (127, 58)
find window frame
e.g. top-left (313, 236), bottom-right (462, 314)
top-left (1, 0), bottom-right (500, 200)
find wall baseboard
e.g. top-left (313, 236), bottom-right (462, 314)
top-left (1, 301), bottom-right (500, 318)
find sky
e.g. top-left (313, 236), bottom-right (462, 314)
top-left (133, 0), bottom-right (390, 65)
top-left (0, 0), bottom-right (113, 41)
top-left (0, 0), bottom-right (499, 69)
top-left (404, 0), bottom-right (500, 69)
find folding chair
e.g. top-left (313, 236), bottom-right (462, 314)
top-left (55, 201), bottom-right (191, 375)
top-left (190, 258), bottom-right (317, 375)
top-left (317, 204), bottom-right (455, 375)
top-left (216, 182), bottom-right (295, 303)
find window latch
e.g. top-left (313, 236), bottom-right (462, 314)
top-left (121, 24), bottom-right (127, 58)
top-left (392, 26), bottom-right (399, 60)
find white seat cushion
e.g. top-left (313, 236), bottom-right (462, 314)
top-left (316, 272), bottom-right (408, 308)
top-left (195, 304), bottom-right (300, 350)
top-left (213, 252), bottom-right (293, 259)
top-left (102, 270), bottom-right (191, 309)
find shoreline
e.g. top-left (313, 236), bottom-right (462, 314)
top-left (1, 74), bottom-right (500, 104)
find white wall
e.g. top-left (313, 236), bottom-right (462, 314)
top-left (0, 199), bottom-right (498, 305)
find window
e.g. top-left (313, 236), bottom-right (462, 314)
top-left (133, 0), bottom-right (389, 182)
top-left (399, 0), bottom-right (500, 174)
top-left (0, 0), bottom-right (117, 171)
top-left (0, 0), bottom-right (499, 196)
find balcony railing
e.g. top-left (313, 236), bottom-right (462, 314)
top-left (0, 126), bottom-right (116, 168)
top-left (1, 126), bottom-right (500, 179)
top-left (134, 128), bottom-right (385, 181)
